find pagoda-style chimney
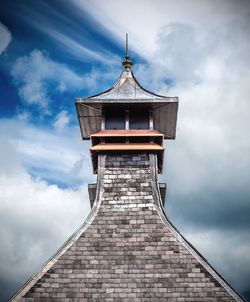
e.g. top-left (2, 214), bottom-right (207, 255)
top-left (10, 36), bottom-right (244, 302)
top-left (75, 35), bottom-right (178, 174)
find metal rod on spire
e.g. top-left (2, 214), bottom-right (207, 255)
top-left (126, 33), bottom-right (128, 58)
top-left (122, 33), bottom-right (133, 70)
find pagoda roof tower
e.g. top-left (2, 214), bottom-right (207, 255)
top-left (10, 35), bottom-right (244, 302)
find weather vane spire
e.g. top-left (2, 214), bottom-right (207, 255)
top-left (125, 33), bottom-right (128, 58)
top-left (122, 33), bottom-right (133, 70)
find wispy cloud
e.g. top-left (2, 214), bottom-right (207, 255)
top-left (0, 22), bottom-right (12, 55)
top-left (13, 0), bottom-right (121, 66)
top-left (1, 118), bottom-right (94, 186)
top-left (53, 109), bottom-right (72, 131)
top-left (11, 49), bottom-right (118, 114)
top-left (42, 29), bottom-right (120, 66)
top-left (11, 49), bottom-right (83, 110)
top-left (73, 0), bottom-right (250, 59)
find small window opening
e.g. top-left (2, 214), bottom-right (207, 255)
top-left (105, 109), bottom-right (125, 130)
top-left (129, 109), bottom-right (149, 129)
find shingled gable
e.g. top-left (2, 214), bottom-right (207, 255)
top-left (10, 37), bottom-right (245, 301)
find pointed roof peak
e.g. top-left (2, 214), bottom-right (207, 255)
top-left (87, 70), bottom-right (173, 101)
top-left (122, 33), bottom-right (133, 71)
top-left (77, 35), bottom-right (177, 101)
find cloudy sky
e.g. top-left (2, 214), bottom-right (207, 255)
top-left (0, 0), bottom-right (250, 301)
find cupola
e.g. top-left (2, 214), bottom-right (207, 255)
top-left (75, 35), bottom-right (178, 173)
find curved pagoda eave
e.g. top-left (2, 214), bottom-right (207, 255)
top-left (75, 70), bottom-right (178, 102)
top-left (75, 70), bottom-right (178, 140)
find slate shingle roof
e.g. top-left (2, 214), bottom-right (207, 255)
top-left (11, 153), bottom-right (244, 302)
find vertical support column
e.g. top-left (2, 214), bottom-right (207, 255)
top-left (125, 110), bottom-right (129, 130)
top-left (149, 110), bottom-right (154, 130)
top-left (125, 110), bottom-right (130, 143)
top-left (101, 110), bottom-right (105, 130)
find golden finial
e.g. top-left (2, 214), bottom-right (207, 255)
top-left (122, 33), bottom-right (133, 70)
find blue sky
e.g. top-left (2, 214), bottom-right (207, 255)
top-left (0, 1), bottom-right (125, 127)
top-left (1, 0), bottom-right (250, 301)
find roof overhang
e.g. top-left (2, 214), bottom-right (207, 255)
top-left (75, 98), bottom-right (178, 140)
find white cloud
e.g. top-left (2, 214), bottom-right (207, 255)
top-left (184, 229), bottom-right (250, 292)
top-left (15, 1), bottom-right (121, 66)
top-left (53, 109), bottom-right (72, 131)
top-left (0, 172), bottom-right (90, 283)
top-left (11, 49), bottom-right (121, 113)
top-left (11, 50), bottom-right (82, 109)
top-left (160, 18), bottom-right (250, 196)
top-left (0, 22), bottom-right (12, 55)
top-left (0, 124), bottom-right (91, 285)
top-left (73, 0), bottom-right (250, 59)
top-left (0, 118), bottom-right (94, 187)
top-left (43, 29), bottom-right (121, 66)
top-left (16, 110), bottom-right (30, 122)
